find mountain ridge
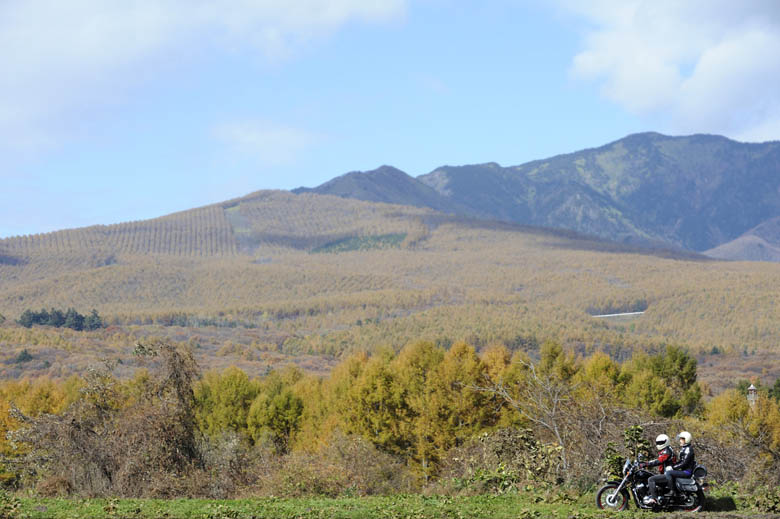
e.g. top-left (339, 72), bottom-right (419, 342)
top-left (5, 132), bottom-right (780, 261)
top-left (299, 132), bottom-right (780, 258)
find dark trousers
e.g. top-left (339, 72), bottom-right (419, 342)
top-left (648, 474), bottom-right (668, 499)
top-left (665, 470), bottom-right (692, 493)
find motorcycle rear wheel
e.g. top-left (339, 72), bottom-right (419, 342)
top-left (596, 483), bottom-right (630, 511)
top-left (679, 489), bottom-right (705, 512)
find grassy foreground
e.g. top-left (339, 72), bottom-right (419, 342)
top-left (13, 495), bottom-right (602, 519)
top-left (9, 493), bottom-right (764, 519)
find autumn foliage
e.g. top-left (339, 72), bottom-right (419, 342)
top-left (4, 336), bottom-right (777, 498)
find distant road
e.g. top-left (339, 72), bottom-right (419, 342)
top-left (592, 311), bottom-right (645, 318)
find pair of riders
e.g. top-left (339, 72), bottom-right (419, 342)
top-left (639, 431), bottom-right (695, 506)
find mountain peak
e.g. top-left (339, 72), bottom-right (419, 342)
top-left (373, 165), bottom-right (406, 175)
top-left (292, 165), bottom-right (463, 214)
top-left (293, 165), bottom-right (407, 194)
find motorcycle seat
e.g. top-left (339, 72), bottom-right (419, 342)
top-left (675, 478), bottom-right (697, 492)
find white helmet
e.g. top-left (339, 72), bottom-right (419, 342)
top-left (677, 431), bottom-right (692, 445)
top-left (655, 434), bottom-right (670, 451)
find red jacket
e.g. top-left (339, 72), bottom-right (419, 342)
top-left (644, 446), bottom-right (676, 474)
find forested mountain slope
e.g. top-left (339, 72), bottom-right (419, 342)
top-left (301, 133), bottom-right (780, 255)
top-left (2, 188), bottom-right (780, 392)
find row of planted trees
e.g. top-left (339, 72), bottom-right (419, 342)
top-left (0, 337), bottom-right (779, 498)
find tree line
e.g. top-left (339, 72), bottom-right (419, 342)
top-left (0, 337), bottom-right (779, 499)
top-left (17, 308), bottom-right (103, 331)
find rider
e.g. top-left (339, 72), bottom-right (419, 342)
top-left (665, 431), bottom-right (695, 492)
top-left (640, 433), bottom-right (676, 505)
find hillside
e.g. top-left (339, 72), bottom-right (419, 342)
top-left (301, 133), bottom-right (780, 255)
top-left (2, 188), bottom-right (780, 393)
top-left (705, 216), bottom-right (780, 261)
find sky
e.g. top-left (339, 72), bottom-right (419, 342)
top-left (2, 0), bottom-right (780, 238)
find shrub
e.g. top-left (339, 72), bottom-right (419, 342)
top-left (258, 433), bottom-right (415, 497)
top-left (35, 475), bottom-right (72, 497)
top-left (601, 442), bottom-right (624, 480)
top-left (9, 339), bottom-right (203, 498)
top-left (197, 431), bottom-right (277, 498)
top-left (11, 350), bottom-right (32, 364)
top-left (259, 450), bottom-right (347, 497)
top-left (0, 489), bottom-right (20, 519)
top-left (753, 486), bottom-right (780, 513)
top-left (438, 428), bottom-right (562, 494)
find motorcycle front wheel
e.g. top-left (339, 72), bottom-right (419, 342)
top-left (596, 483), bottom-right (630, 511)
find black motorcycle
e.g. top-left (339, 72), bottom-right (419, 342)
top-left (596, 456), bottom-right (707, 512)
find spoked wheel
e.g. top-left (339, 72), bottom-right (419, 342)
top-left (596, 483), bottom-right (630, 511)
top-left (679, 489), bottom-right (705, 512)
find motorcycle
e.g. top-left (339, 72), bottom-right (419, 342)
top-left (596, 456), bottom-right (708, 512)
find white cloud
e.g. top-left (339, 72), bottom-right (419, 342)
top-left (0, 0), bottom-right (405, 155)
top-left (213, 120), bottom-right (318, 164)
top-left (564, 0), bottom-right (780, 141)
